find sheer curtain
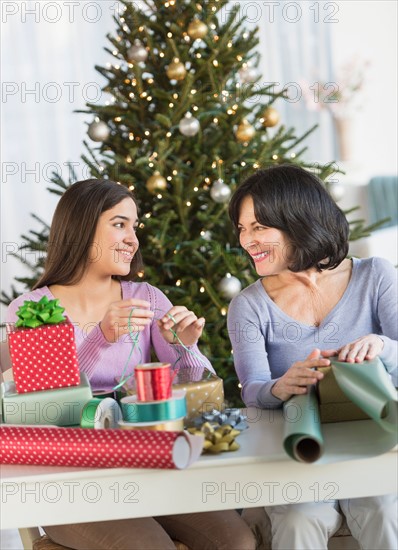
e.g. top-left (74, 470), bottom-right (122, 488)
top-left (255, 0), bottom-right (335, 164)
top-left (1, 1), bottom-right (118, 318)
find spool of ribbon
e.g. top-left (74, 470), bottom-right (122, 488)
top-left (118, 418), bottom-right (185, 431)
top-left (80, 398), bottom-right (122, 429)
top-left (134, 362), bottom-right (172, 401)
top-left (13, 295), bottom-right (66, 329)
top-left (0, 425), bottom-right (204, 469)
top-left (120, 390), bottom-right (187, 423)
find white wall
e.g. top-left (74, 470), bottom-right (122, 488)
top-left (330, 0), bottom-right (397, 174)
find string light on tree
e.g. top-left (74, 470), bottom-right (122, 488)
top-left (179, 113), bottom-right (200, 136)
top-left (210, 178), bottom-right (231, 203)
top-left (200, 230), bottom-right (212, 241)
top-left (238, 63), bottom-right (258, 83)
top-left (262, 106), bottom-right (280, 127)
top-left (146, 171), bottom-right (167, 193)
top-left (219, 274), bottom-right (242, 300)
top-left (166, 58), bottom-right (187, 81)
top-left (235, 119), bottom-right (255, 142)
top-left (87, 119), bottom-right (110, 142)
top-left (187, 18), bottom-right (208, 40)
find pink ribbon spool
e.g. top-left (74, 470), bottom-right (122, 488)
top-left (135, 362), bottom-right (172, 402)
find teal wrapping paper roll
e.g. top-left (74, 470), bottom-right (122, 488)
top-left (283, 385), bottom-right (323, 463)
top-left (282, 357), bottom-right (398, 463)
top-left (120, 390), bottom-right (187, 423)
top-left (330, 358), bottom-right (398, 433)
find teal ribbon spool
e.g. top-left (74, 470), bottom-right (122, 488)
top-left (121, 390), bottom-right (187, 423)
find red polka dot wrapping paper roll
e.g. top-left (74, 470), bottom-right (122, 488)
top-left (7, 321), bottom-right (80, 393)
top-left (0, 425), bottom-right (204, 470)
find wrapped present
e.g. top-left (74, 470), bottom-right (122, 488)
top-left (172, 367), bottom-right (224, 423)
top-left (317, 366), bottom-right (369, 423)
top-left (119, 365), bottom-right (224, 425)
top-left (7, 296), bottom-right (80, 393)
top-left (1, 373), bottom-right (92, 426)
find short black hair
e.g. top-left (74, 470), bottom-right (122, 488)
top-left (228, 165), bottom-right (349, 272)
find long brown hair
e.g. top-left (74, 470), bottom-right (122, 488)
top-left (33, 179), bottom-right (143, 289)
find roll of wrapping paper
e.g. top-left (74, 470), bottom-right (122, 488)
top-left (120, 391), bottom-right (187, 423)
top-left (80, 398), bottom-right (122, 429)
top-left (283, 385), bottom-right (323, 463)
top-left (328, 357), bottom-right (398, 432)
top-left (118, 418), bottom-right (185, 431)
top-left (283, 357), bottom-right (398, 463)
top-left (0, 425), bottom-right (204, 469)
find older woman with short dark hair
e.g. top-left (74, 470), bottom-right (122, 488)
top-left (228, 164), bottom-right (397, 549)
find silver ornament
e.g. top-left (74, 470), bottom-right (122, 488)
top-left (179, 113), bottom-right (200, 136)
top-left (218, 274), bottom-right (242, 299)
top-left (87, 120), bottom-right (110, 142)
top-left (127, 41), bottom-right (148, 63)
top-left (210, 179), bottom-right (231, 203)
top-left (238, 65), bottom-right (258, 83)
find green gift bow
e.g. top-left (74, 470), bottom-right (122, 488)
top-left (15, 295), bottom-right (66, 328)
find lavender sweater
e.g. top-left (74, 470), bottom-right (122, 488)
top-left (227, 257), bottom-right (398, 408)
top-left (6, 281), bottom-right (214, 391)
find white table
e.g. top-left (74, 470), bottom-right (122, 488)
top-left (1, 408), bottom-right (397, 530)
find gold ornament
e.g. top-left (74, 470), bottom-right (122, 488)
top-left (235, 119), bottom-right (255, 142)
top-left (187, 19), bottom-right (208, 40)
top-left (262, 106), bottom-right (280, 127)
top-left (166, 58), bottom-right (187, 81)
top-left (146, 171), bottom-right (167, 193)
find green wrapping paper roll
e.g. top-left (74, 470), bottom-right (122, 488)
top-left (330, 358), bottom-right (398, 432)
top-left (283, 357), bottom-right (398, 463)
top-left (283, 386), bottom-right (324, 463)
top-left (120, 390), bottom-right (187, 423)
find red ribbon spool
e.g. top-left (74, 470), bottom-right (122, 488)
top-left (135, 362), bottom-right (172, 402)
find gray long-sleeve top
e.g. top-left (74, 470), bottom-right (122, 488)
top-left (227, 257), bottom-right (398, 408)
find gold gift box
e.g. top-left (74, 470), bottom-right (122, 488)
top-left (118, 366), bottom-right (224, 426)
top-left (172, 366), bottom-right (224, 424)
top-left (317, 366), bottom-right (369, 423)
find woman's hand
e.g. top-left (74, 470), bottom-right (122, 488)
top-left (99, 299), bottom-right (154, 343)
top-left (271, 349), bottom-right (329, 402)
top-left (321, 334), bottom-right (384, 363)
top-left (157, 306), bottom-right (205, 347)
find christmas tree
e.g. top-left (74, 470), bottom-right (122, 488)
top-left (2, 0), bottom-right (382, 404)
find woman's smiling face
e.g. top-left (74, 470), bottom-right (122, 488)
top-left (237, 195), bottom-right (292, 276)
top-left (88, 197), bottom-right (139, 277)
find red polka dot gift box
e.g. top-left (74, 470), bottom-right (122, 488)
top-left (7, 296), bottom-right (80, 394)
